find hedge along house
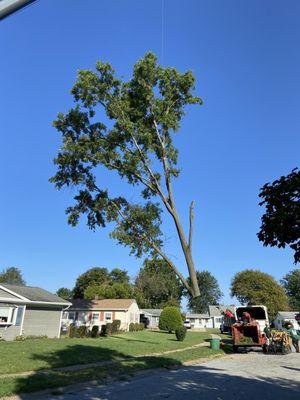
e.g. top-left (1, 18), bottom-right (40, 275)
top-left (0, 283), bottom-right (71, 340)
top-left (63, 299), bottom-right (140, 331)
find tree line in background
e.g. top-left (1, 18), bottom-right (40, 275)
top-left (0, 263), bottom-right (299, 318)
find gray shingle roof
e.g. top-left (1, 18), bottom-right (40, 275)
top-left (0, 283), bottom-right (70, 304)
top-left (208, 305), bottom-right (222, 317)
top-left (186, 313), bottom-right (210, 319)
top-left (70, 298), bottom-right (136, 310)
top-left (277, 311), bottom-right (300, 319)
top-left (140, 309), bottom-right (163, 317)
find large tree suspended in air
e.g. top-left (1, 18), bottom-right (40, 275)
top-left (50, 53), bottom-right (202, 297)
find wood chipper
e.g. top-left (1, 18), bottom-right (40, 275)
top-left (232, 310), bottom-right (267, 352)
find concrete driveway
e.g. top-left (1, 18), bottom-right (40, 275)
top-left (16, 352), bottom-right (300, 400)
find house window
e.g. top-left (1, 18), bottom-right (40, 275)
top-left (0, 307), bottom-right (10, 323)
top-left (92, 313), bottom-right (100, 322)
top-left (78, 312), bottom-right (88, 322)
top-left (68, 312), bottom-right (76, 320)
top-left (0, 306), bottom-right (17, 325)
top-left (105, 312), bottom-right (112, 321)
top-left (15, 307), bottom-right (24, 326)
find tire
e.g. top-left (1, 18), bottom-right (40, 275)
top-left (233, 345), bottom-right (239, 353)
top-left (262, 344), bottom-right (268, 354)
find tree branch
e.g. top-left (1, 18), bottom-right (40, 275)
top-left (108, 197), bottom-right (192, 293)
top-left (188, 201), bottom-right (195, 251)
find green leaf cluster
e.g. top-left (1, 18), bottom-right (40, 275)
top-left (185, 271), bottom-right (223, 313)
top-left (258, 168), bottom-right (300, 263)
top-left (135, 258), bottom-right (183, 308)
top-left (50, 52), bottom-right (202, 263)
top-left (231, 269), bottom-right (289, 318)
top-left (281, 269), bottom-right (300, 310)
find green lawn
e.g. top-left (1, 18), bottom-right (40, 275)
top-left (0, 330), bottom-right (230, 397)
top-left (0, 330), bottom-right (209, 375)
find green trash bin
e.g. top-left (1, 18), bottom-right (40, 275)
top-left (210, 338), bottom-right (221, 350)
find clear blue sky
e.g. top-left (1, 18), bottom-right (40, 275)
top-left (0, 0), bottom-right (299, 305)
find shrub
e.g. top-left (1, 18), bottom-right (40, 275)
top-left (134, 323), bottom-right (140, 331)
top-left (91, 325), bottom-right (99, 338)
top-left (77, 326), bottom-right (87, 338)
top-left (159, 306), bottom-right (182, 333)
top-left (106, 323), bottom-right (112, 335)
top-left (68, 324), bottom-right (78, 338)
top-left (24, 335), bottom-right (48, 340)
top-left (100, 324), bottom-right (108, 337)
top-left (138, 323), bottom-right (144, 331)
top-left (175, 326), bottom-right (187, 341)
top-left (111, 319), bottom-right (121, 333)
top-left (14, 335), bottom-right (26, 341)
top-left (129, 322), bottom-right (135, 331)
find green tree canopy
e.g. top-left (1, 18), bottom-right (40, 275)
top-left (258, 168), bottom-right (300, 263)
top-left (185, 270), bottom-right (222, 313)
top-left (135, 258), bottom-right (183, 308)
top-left (56, 287), bottom-right (72, 300)
top-left (109, 268), bottom-right (130, 284)
top-left (231, 269), bottom-right (289, 318)
top-left (50, 52), bottom-right (203, 298)
top-left (281, 269), bottom-right (300, 310)
top-left (73, 267), bottom-right (109, 298)
top-left (0, 267), bottom-right (26, 286)
top-left (84, 281), bottom-right (134, 301)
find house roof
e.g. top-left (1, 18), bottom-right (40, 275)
top-left (277, 311), bottom-right (300, 319)
top-left (0, 283), bottom-right (70, 305)
top-left (70, 298), bottom-right (137, 311)
top-left (186, 313), bottom-right (211, 319)
top-left (140, 309), bottom-right (163, 316)
top-left (208, 305), bottom-right (222, 317)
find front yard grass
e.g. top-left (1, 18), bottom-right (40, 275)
top-left (0, 330), bottom-right (231, 397)
top-left (0, 330), bottom-right (207, 375)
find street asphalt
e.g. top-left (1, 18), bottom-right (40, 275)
top-left (14, 351), bottom-right (300, 400)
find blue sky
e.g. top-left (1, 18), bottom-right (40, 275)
top-left (0, 0), bottom-right (299, 306)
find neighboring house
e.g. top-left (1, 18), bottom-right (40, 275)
top-left (185, 305), bottom-right (234, 330)
top-left (273, 311), bottom-right (300, 330)
top-left (140, 309), bottom-right (162, 329)
top-left (63, 299), bottom-right (140, 331)
top-left (0, 283), bottom-right (71, 341)
top-left (208, 305), bottom-right (224, 329)
top-left (186, 313), bottom-right (213, 329)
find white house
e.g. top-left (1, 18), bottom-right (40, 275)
top-left (62, 298), bottom-right (140, 332)
top-left (186, 313), bottom-right (213, 329)
top-left (273, 311), bottom-right (300, 330)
